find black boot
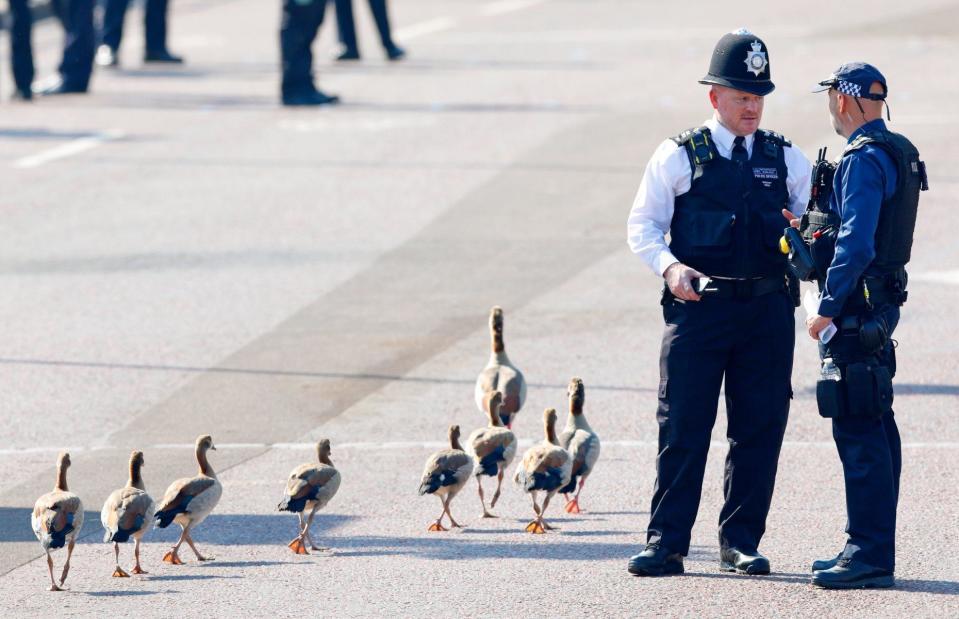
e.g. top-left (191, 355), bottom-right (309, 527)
top-left (720, 547), bottom-right (770, 575)
top-left (627, 544), bottom-right (684, 577)
top-left (812, 558), bottom-right (894, 589)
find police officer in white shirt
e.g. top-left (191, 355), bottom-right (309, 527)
top-left (626, 29), bottom-right (811, 578)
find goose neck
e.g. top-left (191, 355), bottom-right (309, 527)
top-left (55, 463), bottom-right (68, 492)
top-left (129, 460), bottom-right (145, 490)
top-left (197, 446), bottom-right (216, 478)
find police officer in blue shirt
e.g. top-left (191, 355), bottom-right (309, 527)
top-left (789, 62), bottom-right (927, 589)
top-left (626, 30), bottom-right (811, 577)
top-left (280, 0), bottom-right (340, 106)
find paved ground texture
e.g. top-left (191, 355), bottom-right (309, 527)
top-left (1, 0), bottom-right (958, 617)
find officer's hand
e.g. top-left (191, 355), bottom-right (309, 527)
top-left (782, 209), bottom-right (800, 229)
top-left (664, 262), bottom-right (705, 302)
top-left (806, 314), bottom-right (833, 340)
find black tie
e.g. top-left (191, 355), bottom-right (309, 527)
top-left (732, 136), bottom-right (748, 163)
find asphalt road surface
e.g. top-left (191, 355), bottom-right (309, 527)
top-left (1, 0), bottom-right (957, 616)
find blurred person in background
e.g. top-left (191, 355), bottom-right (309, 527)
top-left (332, 0), bottom-right (404, 61)
top-left (33, 0), bottom-right (95, 95)
top-left (95, 0), bottom-right (184, 67)
top-left (6, 0), bottom-right (34, 100)
top-left (280, 0), bottom-right (339, 106)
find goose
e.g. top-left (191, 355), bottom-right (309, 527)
top-left (467, 391), bottom-right (517, 518)
top-left (558, 377), bottom-right (601, 514)
top-left (101, 450), bottom-right (155, 577)
top-left (513, 408), bottom-right (572, 534)
top-left (154, 434), bottom-right (222, 564)
top-left (31, 452), bottom-right (83, 591)
top-left (474, 306), bottom-right (526, 428)
top-left (277, 439), bottom-right (342, 555)
top-left (418, 425), bottom-right (473, 531)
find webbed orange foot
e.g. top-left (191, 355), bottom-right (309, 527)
top-left (162, 551), bottom-right (184, 565)
top-left (288, 538), bottom-right (309, 555)
top-left (525, 520), bottom-right (546, 534)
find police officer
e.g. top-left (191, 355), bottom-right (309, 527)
top-left (33, 0), bottom-right (96, 95)
top-left (795, 63), bottom-right (927, 589)
top-left (280, 0), bottom-right (340, 106)
top-left (331, 0), bottom-right (405, 61)
top-left (625, 29), bottom-right (811, 577)
top-left (7, 0), bottom-right (34, 100)
top-left (96, 0), bottom-right (184, 67)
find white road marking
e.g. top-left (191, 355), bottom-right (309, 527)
top-left (3, 440), bottom-right (958, 456)
top-left (910, 270), bottom-right (959, 285)
top-left (12, 130), bottom-right (125, 169)
top-left (480, 0), bottom-right (547, 17)
top-left (393, 17), bottom-right (457, 41)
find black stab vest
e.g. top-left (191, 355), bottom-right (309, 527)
top-left (842, 128), bottom-right (925, 275)
top-left (668, 127), bottom-right (792, 279)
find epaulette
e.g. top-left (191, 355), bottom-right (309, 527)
top-left (842, 133), bottom-right (876, 156)
top-left (671, 126), bottom-right (716, 166)
top-left (758, 129), bottom-right (792, 147)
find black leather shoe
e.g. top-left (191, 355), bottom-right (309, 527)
top-left (96, 44), bottom-right (119, 67)
top-left (336, 48), bottom-right (360, 61)
top-left (32, 77), bottom-right (87, 96)
top-left (385, 44), bottom-right (406, 61)
top-left (144, 49), bottom-right (184, 64)
top-left (720, 547), bottom-right (770, 575)
top-left (812, 558), bottom-right (894, 589)
top-left (811, 552), bottom-right (842, 572)
top-left (282, 90), bottom-right (341, 107)
top-left (627, 544), bottom-right (684, 577)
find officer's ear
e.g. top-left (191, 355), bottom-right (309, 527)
top-left (708, 86), bottom-right (720, 110)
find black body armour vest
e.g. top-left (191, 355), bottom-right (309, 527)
top-left (844, 128), bottom-right (926, 274)
top-left (668, 127), bottom-right (792, 279)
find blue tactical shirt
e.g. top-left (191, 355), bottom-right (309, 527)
top-left (818, 119), bottom-right (899, 317)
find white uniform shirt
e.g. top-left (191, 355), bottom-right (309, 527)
top-left (626, 117), bottom-right (812, 276)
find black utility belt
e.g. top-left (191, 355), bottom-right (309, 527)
top-left (695, 275), bottom-right (784, 300)
top-left (816, 358), bottom-right (894, 420)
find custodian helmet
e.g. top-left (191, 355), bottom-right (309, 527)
top-left (699, 29), bottom-right (775, 96)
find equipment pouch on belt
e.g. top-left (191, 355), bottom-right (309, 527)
top-left (844, 360), bottom-right (894, 417)
top-left (816, 376), bottom-right (845, 419)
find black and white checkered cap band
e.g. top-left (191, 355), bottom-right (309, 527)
top-left (836, 79), bottom-right (862, 97)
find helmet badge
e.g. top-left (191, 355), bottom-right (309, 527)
top-left (744, 41), bottom-right (768, 77)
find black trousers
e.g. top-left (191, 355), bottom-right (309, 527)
top-left (280, 0), bottom-right (327, 96)
top-left (647, 290), bottom-right (794, 555)
top-left (333, 0), bottom-right (394, 52)
top-left (819, 303), bottom-right (901, 571)
top-left (8, 0), bottom-right (34, 93)
top-left (51, 0), bottom-right (95, 89)
top-left (100, 0), bottom-right (170, 53)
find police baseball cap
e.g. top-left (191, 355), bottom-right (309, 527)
top-left (812, 62), bottom-right (888, 100)
top-left (699, 28), bottom-right (775, 96)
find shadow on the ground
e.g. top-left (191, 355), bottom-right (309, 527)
top-left (322, 535), bottom-right (705, 562)
top-left (84, 589), bottom-right (176, 596)
top-left (897, 579), bottom-right (959, 595)
top-left (684, 571), bottom-right (959, 595)
top-left (144, 574), bottom-right (241, 582)
top-left (0, 509), bottom-right (354, 546)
